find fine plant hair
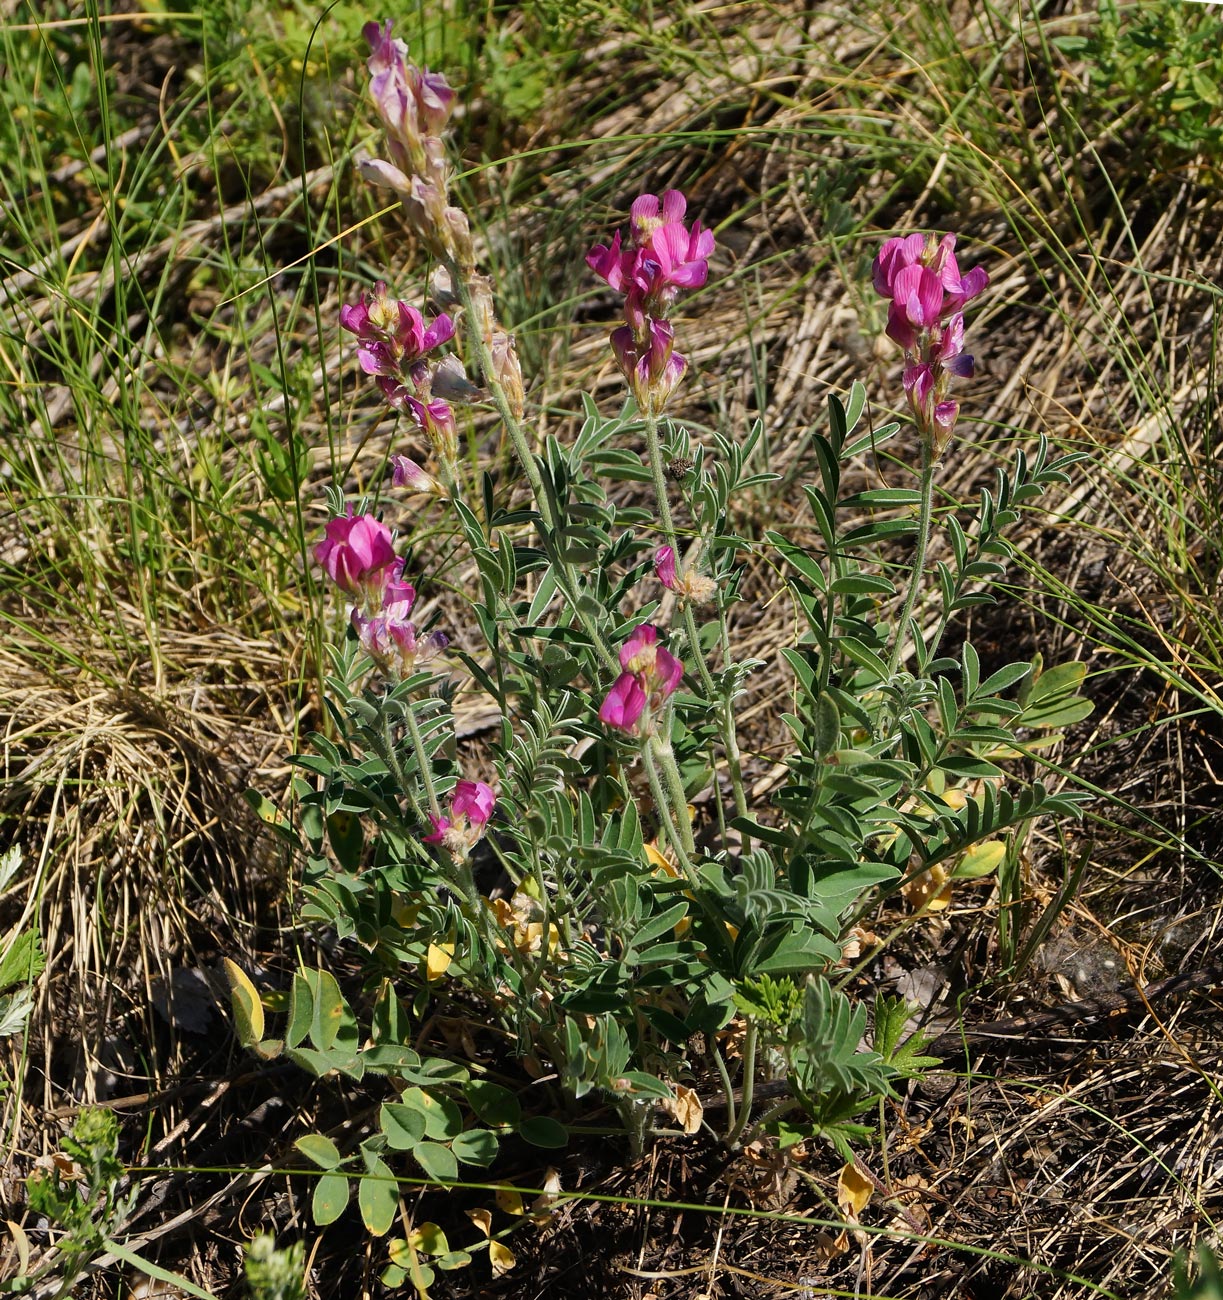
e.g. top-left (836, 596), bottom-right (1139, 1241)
top-left (224, 18), bottom-right (1096, 1275)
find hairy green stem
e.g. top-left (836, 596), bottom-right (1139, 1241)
top-left (724, 1022), bottom-right (758, 1147)
top-left (645, 408), bottom-right (748, 828)
top-left (710, 1042), bottom-right (737, 1134)
top-left (402, 700), bottom-right (442, 821)
top-left (449, 265), bottom-right (617, 674)
top-left (886, 439), bottom-right (935, 678)
top-left (642, 744), bottom-right (697, 880)
top-left (649, 732), bottom-right (698, 859)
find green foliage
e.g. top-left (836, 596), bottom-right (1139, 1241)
top-left (244, 1235), bottom-right (306, 1300)
top-left (1059, 0), bottom-right (1223, 167)
top-left (0, 849), bottom-right (43, 1046)
top-left (1175, 1246), bottom-right (1223, 1300)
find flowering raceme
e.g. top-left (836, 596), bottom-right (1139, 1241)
top-left (314, 509), bottom-right (447, 680)
top-left (599, 624), bottom-right (684, 735)
top-left (587, 189), bottom-right (714, 413)
top-left (424, 779), bottom-right (496, 858)
top-left (872, 233), bottom-right (987, 450)
top-left (340, 282), bottom-right (461, 462)
top-left (359, 21), bottom-right (472, 267)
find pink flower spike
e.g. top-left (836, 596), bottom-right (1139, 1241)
top-left (452, 779), bottom-right (495, 827)
top-left (600, 672), bottom-right (648, 733)
top-left (655, 546), bottom-right (679, 592)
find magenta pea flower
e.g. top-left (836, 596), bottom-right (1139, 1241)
top-left (599, 672), bottom-right (649, 732)
top-left (600, 624), bottom-right (683, 736)
top-left (340, 284), bottom-right (454, 377)
top-left (314, 509), bottom-right (401, 608)
top-left (423, 778), bottom-right (496, 857)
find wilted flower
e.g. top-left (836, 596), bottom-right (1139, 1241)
top-left (352, 602), bottom-right (448, 679)
top-left (424, 779), bottom-right (496, 858)
top-left (314, 509), bottom-right (401, 608)
top-left (610, 320), bottom-right (687, 414)
top-left (872, 232), bottom-right (987, 451)
top-left (654, 545), bottom-right (717, 604)
top-left (390, 455), bottom-right (443, 496)
top-left (599, 624), bottom-right (683, 735)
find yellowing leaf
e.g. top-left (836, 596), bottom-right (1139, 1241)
top-left (426, 942), bottom-right (454, 982)
top-left (954, 840), bottom-right (1006, 880)
top-left (901, 863), bottom-right (953, 913)
top-left (489, 1241), bottom-right (516, 1277)
top-left (465, 1208), bottom-right (492, 1237)
top-left (644, 841), bottom-right (679, 878)
top-left (661, 1085), bottom-right (704, 1135)
top-left (495, 1185), bottom-right (525, 1215)
top-left (837, 1161), bottom-right (873, 1219)
top-left (222, 958), bottom-right (264, 1046)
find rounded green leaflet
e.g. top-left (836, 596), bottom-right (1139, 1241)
top-left (413, 1141), bottom-right (459, 1183)
top-left (312, 1173), bottom-right (349, 1226)
top-left (451, 1128), bottom-right (499, 1167)
top-left (295, 1133), bottom-right (341, 1168)
top-left (463, 1080), bottom-right (521, 1129)
top-left (519, 1115), bottom-right (569, 1149)
top-left (358, 1156), bottom-right (399, 1236)
top-left (380, 1102), bottom-right (427, 1150)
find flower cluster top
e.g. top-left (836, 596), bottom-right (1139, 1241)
top-left (872, 233), bottom-right (988, 449)
top-left (587, 190), bottom-right (715, 413)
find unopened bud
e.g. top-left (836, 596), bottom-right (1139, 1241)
top-left (492, 332), bottom-right (525, 420)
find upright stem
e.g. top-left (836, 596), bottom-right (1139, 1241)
top-left (641, 407), bottom-right (680, 547)
top-left (649, 733), bottom-right (697, 860)
top-left (886, 439), bottom-right (936, 678)
top-left (449, 266), bottom-right (617, 674)
top-left (642, 744), bottom-right (697, 880)
top-left (402, 700), bottom-right (442, 821)
top-left (724, 1022), bottom-right (758, 1148)
top-left (645, 409), bottom-right (748, 827)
